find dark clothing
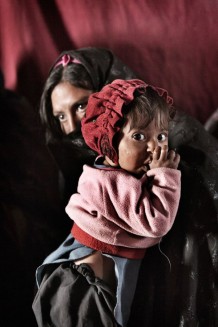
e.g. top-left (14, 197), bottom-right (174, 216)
top-left (33, 236), bottom-right (141, 327)
top-left (33, 262), bottom-right (119, 327)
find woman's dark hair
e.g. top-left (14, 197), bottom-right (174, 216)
top-left (40, 63), bottom-right (94, 143)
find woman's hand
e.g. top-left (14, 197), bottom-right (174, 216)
top-left (149, 145), bottom-right (180, 170)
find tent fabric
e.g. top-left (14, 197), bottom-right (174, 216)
top-left (1, 0), bottom-right (218, 123)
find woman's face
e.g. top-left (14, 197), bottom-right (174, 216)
top-left (51, 82), bottom-right (93, 134)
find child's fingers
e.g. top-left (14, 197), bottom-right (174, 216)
top-left (159, 145), bottom-right (168, 161)
top-left (167, 149), bottom-right (176, 160)
top-left (174, 153), bottom-right (180, 165)
top-left (152, 146), bottom-right (161, 160)
top-left (168, 150), bottom-right (180, 163)
top-left (168, 150), bottom-right (180, 168)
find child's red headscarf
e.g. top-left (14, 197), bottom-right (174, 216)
top-left (82, 79), bottom-right (173, 164)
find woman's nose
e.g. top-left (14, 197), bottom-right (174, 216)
top-left (64, 115), bottom-right (79, 134)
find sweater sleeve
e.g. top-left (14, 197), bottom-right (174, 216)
top-left (143, 167), bottom-right (181, 236)
top-left (102, 167), bottom-right (181, 238)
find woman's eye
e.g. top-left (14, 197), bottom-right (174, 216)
top-left (77, 103), bottom-right (87, 112)
top-left (132, 133), bottom-right (145, 141)
top-left (157, 133), bottom-right (168, 142)
top-left (56, 114), bottom-right (65, 122)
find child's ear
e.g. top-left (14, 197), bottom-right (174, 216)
top-left (104, 156), bottom-right (119, 167)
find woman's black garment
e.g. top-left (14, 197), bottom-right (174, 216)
top-left (204, 107), bottom-right (218, 139)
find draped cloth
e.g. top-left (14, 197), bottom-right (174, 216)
top-left (33, 262), bottom-right (119, 327)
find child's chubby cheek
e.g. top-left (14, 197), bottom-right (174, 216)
top-left (119, 148), bottom-right (131, 161)
top-left (118, 149), bottom-right (135, 169)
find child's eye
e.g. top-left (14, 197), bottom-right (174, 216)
top-left (157, 133), bottom-right (168, 142)
top-left (132, 133), bottom-right (146, 141)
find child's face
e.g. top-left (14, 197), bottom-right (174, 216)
top-left (117, 118), bottom-right (168, 175)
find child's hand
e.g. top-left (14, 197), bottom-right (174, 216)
top-left (149, 145), bottom-right (180, 170)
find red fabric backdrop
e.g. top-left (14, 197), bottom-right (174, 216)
top-left (1, 0), bottom-right (218, 124)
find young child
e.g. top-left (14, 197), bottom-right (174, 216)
top-left (33, 79), bottom-right (180, 327)
top-left (66, 79), bottom-right (181, 323)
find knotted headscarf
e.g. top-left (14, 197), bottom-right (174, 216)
top-left (51, 47), bottom-right (137, 90)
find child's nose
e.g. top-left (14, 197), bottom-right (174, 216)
top-left (147, 139), bottom-right (157, 153)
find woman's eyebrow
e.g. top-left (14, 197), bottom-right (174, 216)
top-left (74, 95), bottom-right (90, 103)
top-left (53, 96), bottom-right (90, 114)
top-left (53, 109), bottom-right (64, 114)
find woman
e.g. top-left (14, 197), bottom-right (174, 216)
top-left (34, 48), bottom-right (218, 326)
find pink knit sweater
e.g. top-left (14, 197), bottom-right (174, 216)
top-left (66, 165), bottom-right (181, 250)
